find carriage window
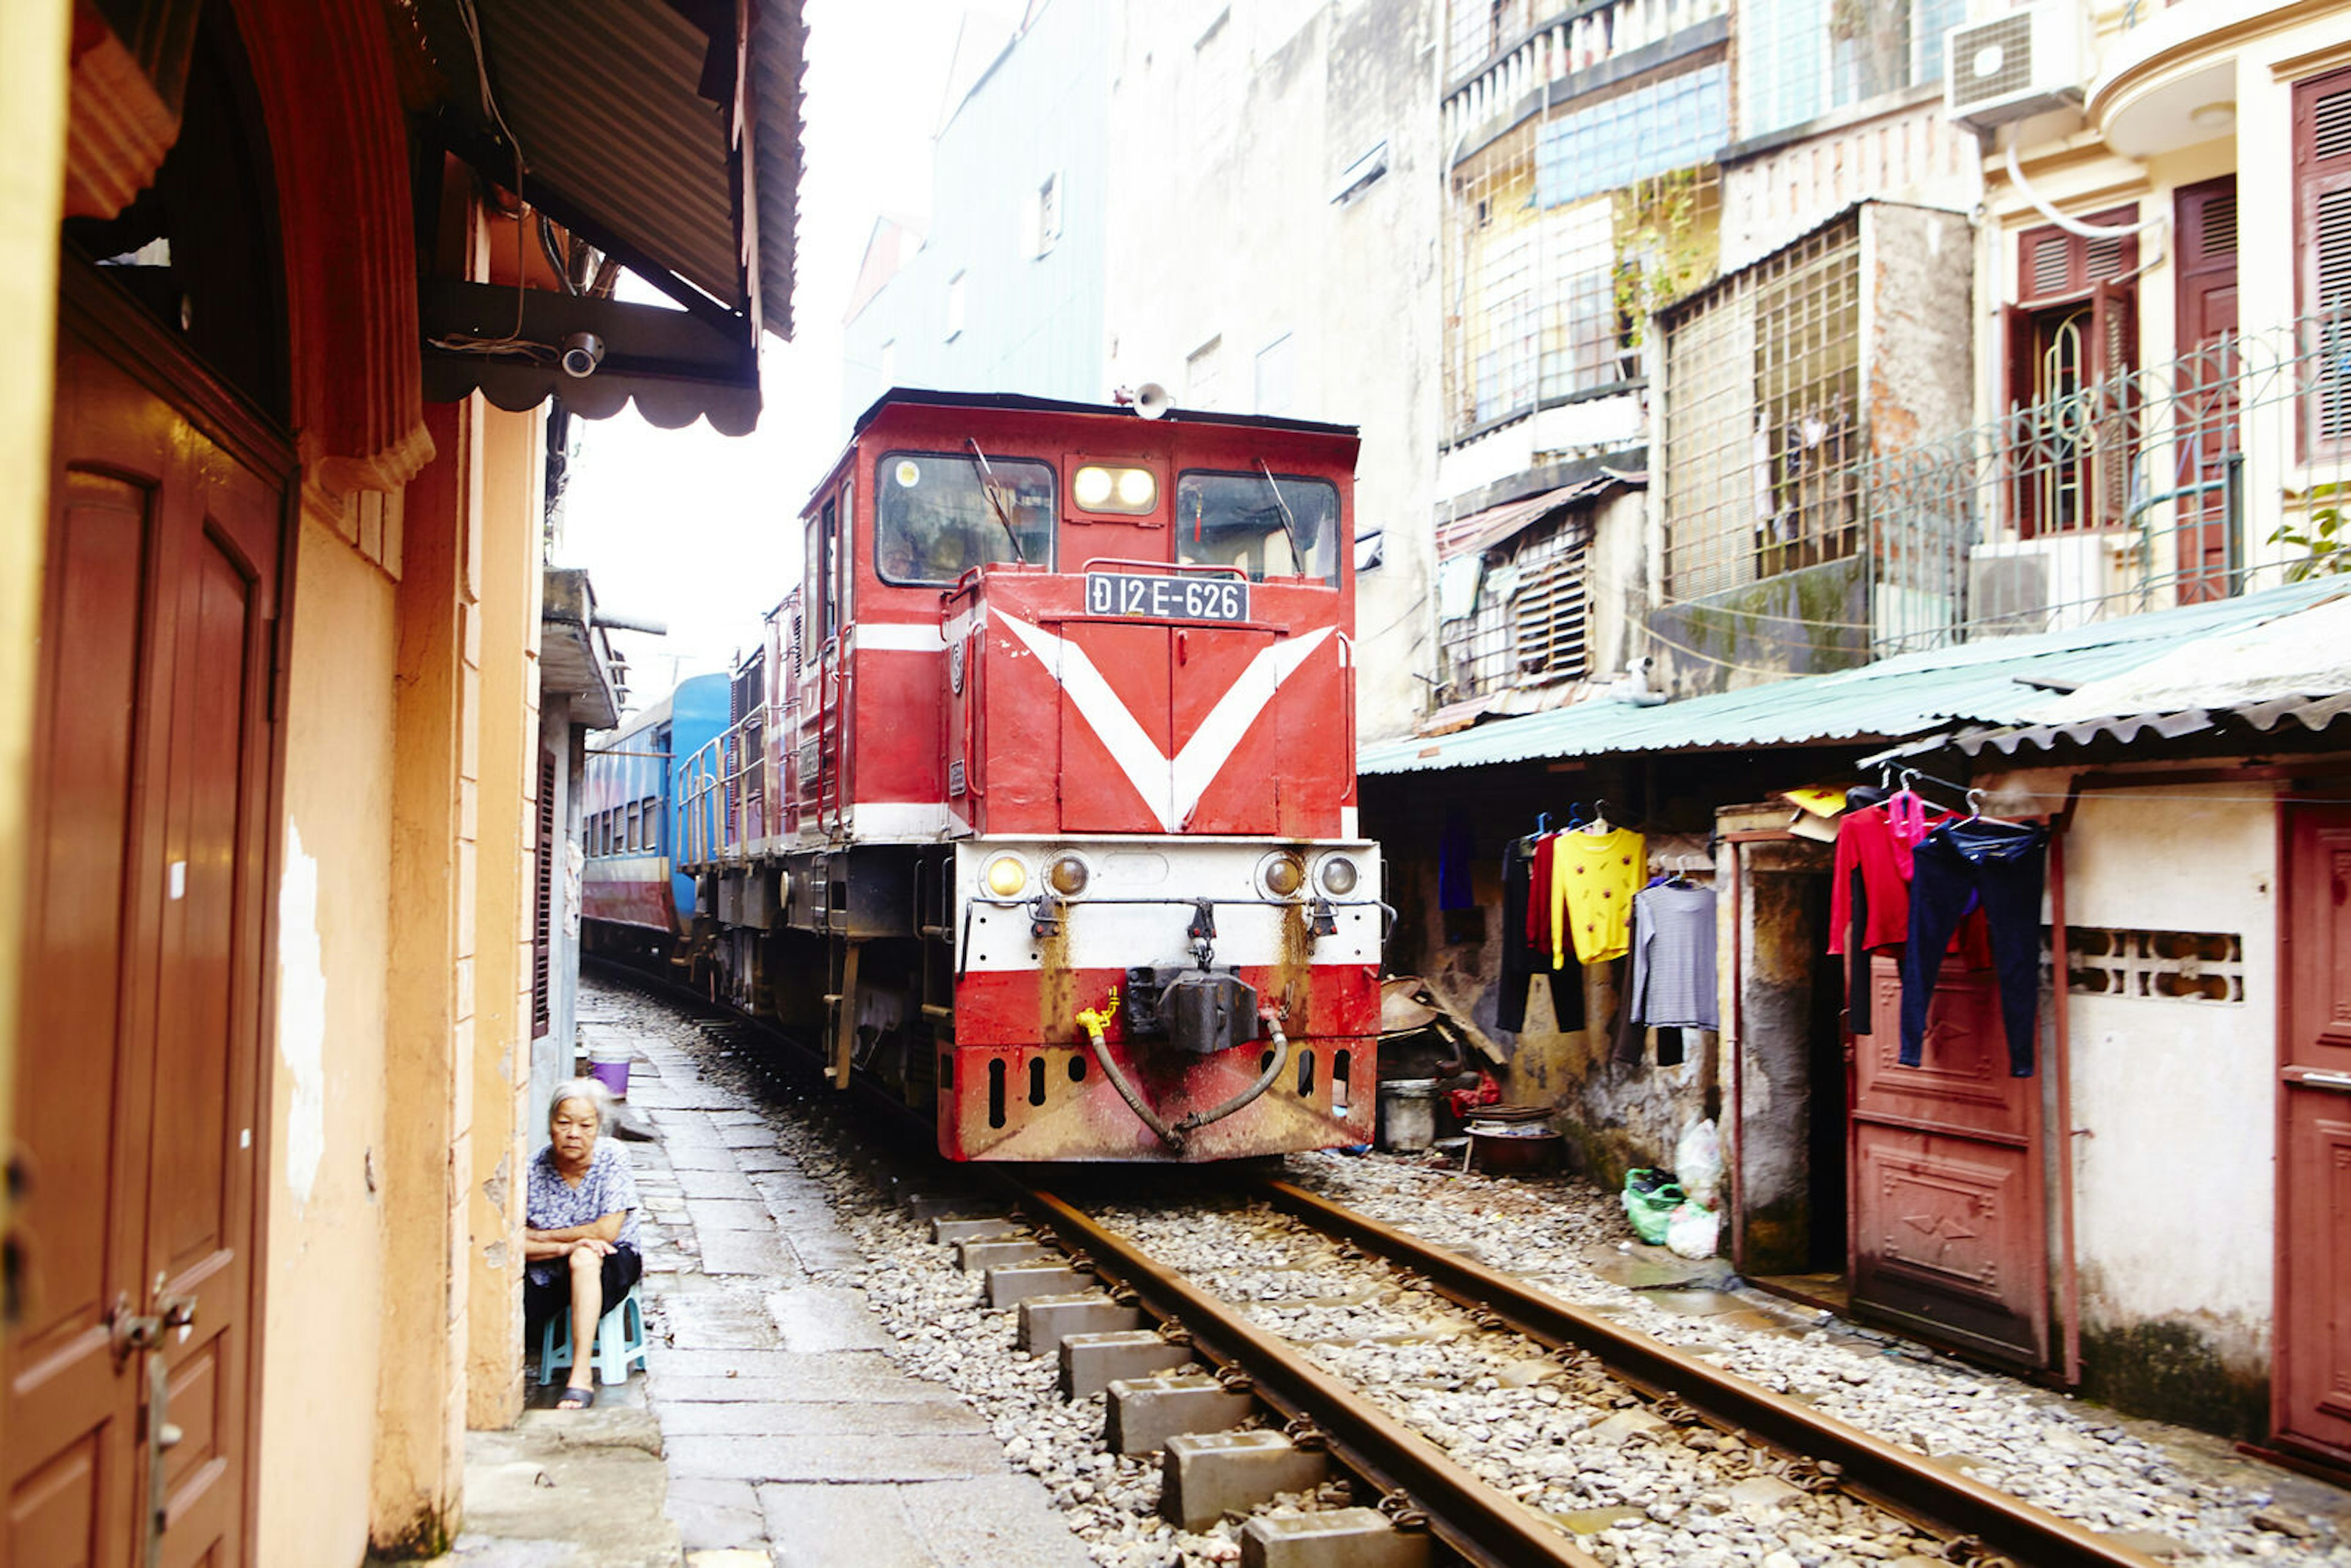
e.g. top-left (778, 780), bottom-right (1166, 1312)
top-left (804, 501), bottom-right (834, 663)
top-left (1174, 471), bottom-right (1341, 583)
top-left (626, 802), bottom-right (641, 852)
top-left (641, 797), bottom-right (659, 852)
top-left (876, 451), bottom-right (1055, 584)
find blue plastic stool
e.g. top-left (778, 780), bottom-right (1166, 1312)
top-left (538, 1281), bottom-right (648, 1387)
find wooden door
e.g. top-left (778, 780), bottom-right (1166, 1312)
top-left (2278, 803), bottom-right (2351, 1460)
top-left (6, 278), bottom-right (286, 1567)
top-left (1848, 955), bottom-right (2049, 1368)
top-left (2175, 178), bottom-right (2240, 604)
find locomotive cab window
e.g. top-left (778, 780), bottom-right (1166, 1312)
top-left (876, 451), bottom-right (1055, 583)
top-left (1175, 471), bottom-right (1340, 583)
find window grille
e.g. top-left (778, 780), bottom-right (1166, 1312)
top-left (1662, 213), bottom-right (1860, 598)
top-left (1436, 514), bottom-right (1589, 700)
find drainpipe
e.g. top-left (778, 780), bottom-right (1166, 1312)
top-left (2049, 801), bottom-right (2084, 1387)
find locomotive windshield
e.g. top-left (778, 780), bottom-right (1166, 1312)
top-left (876, 451), bottom-right (1056, 583)
top-left (1174, 471), bottom-right (1341, 583)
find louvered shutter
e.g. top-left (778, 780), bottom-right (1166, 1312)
top-left (2297, 68), bottom-right (2351, 450)
top-left (531, 750), bottom-right (556, 1040)
top-left (2015, 208), bottom-right (2139, 303)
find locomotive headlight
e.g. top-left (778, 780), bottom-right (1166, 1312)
top-left (1318, 855), bottom-right (1359, 896)
top-left (1259, 852), bottom-right (1307, 899)
top-left (1048, 853), bottom-right (1090, 896)
top-left (984, 854), bottom-right (1028, 898)
top-left (1073, 465), bottom-right (1157, 514)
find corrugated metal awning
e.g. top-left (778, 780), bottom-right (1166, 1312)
top-left (1864, 590), bottom-right (2351, 763)
top-left (415, 0), bottom-right (803, 432)
top-left (1362, 577), bottom-right (2351, 776)
top-left (1435, 473), bottom-right (1637, 559)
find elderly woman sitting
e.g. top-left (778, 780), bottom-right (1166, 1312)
top-left (524, 1078), bottom-right (642, 1408)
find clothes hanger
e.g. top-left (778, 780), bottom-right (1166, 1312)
top-left (1964, 787), bottom-right (2030, 828)
top-left (1583, 798), bottom-right (1613, 834)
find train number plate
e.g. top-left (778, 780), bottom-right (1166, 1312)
top-left (1085, 572), bottom-right (1250, 623)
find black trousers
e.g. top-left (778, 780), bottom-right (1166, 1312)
top-left (1898, 821), bottom-right (2047, 1077)
top-left (524, 1242), bottom-right (643, 1328)
top-left (1498, 838), bottom-right (1585, 1035)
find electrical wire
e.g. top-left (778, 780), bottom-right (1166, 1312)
top-left (429, 0), bottom-right (544, 358)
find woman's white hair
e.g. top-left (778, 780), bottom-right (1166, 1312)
top-left (548, 1077), bottom-right (613, 1135)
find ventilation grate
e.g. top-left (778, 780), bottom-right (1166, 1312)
top-left (2044, 926), bottom-right (2244, 1002)
top-left (2086, 233), bottom-right (2124, 282)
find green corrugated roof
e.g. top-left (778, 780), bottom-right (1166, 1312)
top-left (1360, 578), bottom-right (2351, 776)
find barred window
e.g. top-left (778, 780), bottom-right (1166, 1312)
top-left (1510, 542), bottom-right (1589, 681)
top-left (1663, 214), bottom-right (1861, 597)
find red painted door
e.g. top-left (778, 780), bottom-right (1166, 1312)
top-left (6, 288), bottom-right (285, 1566)
top-left (2175, 178), bottom-right (2240, 604)
top-left (1849, 955), bottom-right (2050, 1368)
top-left (2278, 803), bottom-right (2351, 1461)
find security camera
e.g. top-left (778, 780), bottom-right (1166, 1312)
top-left (560, 331), bottom-right (606, 378)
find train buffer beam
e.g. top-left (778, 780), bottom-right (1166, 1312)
top-left (957, 1236), bottom-right (1048, 1273)
top-left (1018, 1293), bottom-right (1142, 1356)
top-left (1105, 1371), bottom-right (1253, 1455)
top-left (1059, 1329), bottom-right (1193, 1399)
top-left (1242, 1508), bottom-right (1431, 1568)
top-left (931, 1216), bottom-right (1016, 1245)
top-left (1160, 1430), bottom-right (1329, 1532)
top-left (987, 1262), bottom-right (1088, 1310)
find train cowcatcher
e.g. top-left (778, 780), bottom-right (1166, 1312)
top-left (628, 388), bottom-right (1385, 1161)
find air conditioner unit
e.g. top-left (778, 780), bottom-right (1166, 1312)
top-left (1967, 532), bottom-right (2119, 636)
top-left (1944, 6), bottom-right (2085, 132)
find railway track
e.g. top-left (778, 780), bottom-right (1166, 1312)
top-left (998, 1176), bottom-right (2167, 1568)
top-left (589, 962), bottom-right (2170, 1567)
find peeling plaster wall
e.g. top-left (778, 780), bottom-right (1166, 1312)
top-left (2051, 780), bottom-right (2278, 1434)
top-left (257, 509), bottom-right (397, 1566)
top-left (1104, 0), bottom-right (1442, 744)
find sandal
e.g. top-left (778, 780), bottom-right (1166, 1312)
top-left (555, 1385), bottom-right (596, 1410)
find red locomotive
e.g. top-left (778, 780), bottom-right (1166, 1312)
top-left (680, 389), bottom-right (1384, 1160)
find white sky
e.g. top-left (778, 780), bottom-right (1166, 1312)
top-left (555, 0), bottom-right (1001, 700)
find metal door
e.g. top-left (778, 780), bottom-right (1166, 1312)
top-left (1849, 954), bottom-right (2049, 1367)
top-left (2278, 803), bottom-right (2351, 1460)
top-left (6, 293), bottom-right (285, 1566)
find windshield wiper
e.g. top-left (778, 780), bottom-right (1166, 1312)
top-left (965, 438), bottom-right (1028, 564)
top-left (1257, 459), bottom-right (1306, 573)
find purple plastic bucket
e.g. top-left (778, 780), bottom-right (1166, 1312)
top-left (588, 1047), bottom-right (631, 1100)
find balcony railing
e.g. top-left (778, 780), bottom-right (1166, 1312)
top-left (1862, 307), bottom-right (2350, 653)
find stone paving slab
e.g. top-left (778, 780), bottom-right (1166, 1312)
top-left (697, 1227), bottom-right (792, 1277)
top-left (664, 1478), bottom-right (763, 1553)
top-left (666, 1432), bottom-right (1012, 1483)
top-left (674, 1168), bottom-right (762, 1202)
top-left (759, 1477), bottom-right (1094, 1568)
top-left (684, 1198), bottom-right (777, 1232)
top-left (661, 1144), bottom-right (741, 1172)
top-left (659, 1291), bottom-right (786, 1351)
top-left (656, 1397), bottom-right (983, 1437)
top-left (766, 1286), bottom-right (895, 1352)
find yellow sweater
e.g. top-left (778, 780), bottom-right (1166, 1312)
top-left (1551, 826), bottom-right (1645, 965)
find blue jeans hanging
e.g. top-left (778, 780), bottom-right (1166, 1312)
top-left (1898, 819), bottom-right (2047, 1078)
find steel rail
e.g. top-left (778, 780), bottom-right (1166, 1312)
top-left (1016, 1184), bottom-right (1602, 1568)
top-left (1254, 1177), bottom-right (2164, 1568)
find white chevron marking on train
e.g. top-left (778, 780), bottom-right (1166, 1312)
top-left (993, 612), bottom-right (1332, 833)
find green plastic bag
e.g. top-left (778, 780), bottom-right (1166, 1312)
top-left (1621, 1168), bottom-right (1686, 1245)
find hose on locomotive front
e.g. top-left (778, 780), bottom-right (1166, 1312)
top-left (1075, 994), bottom-right (1294, 1155)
